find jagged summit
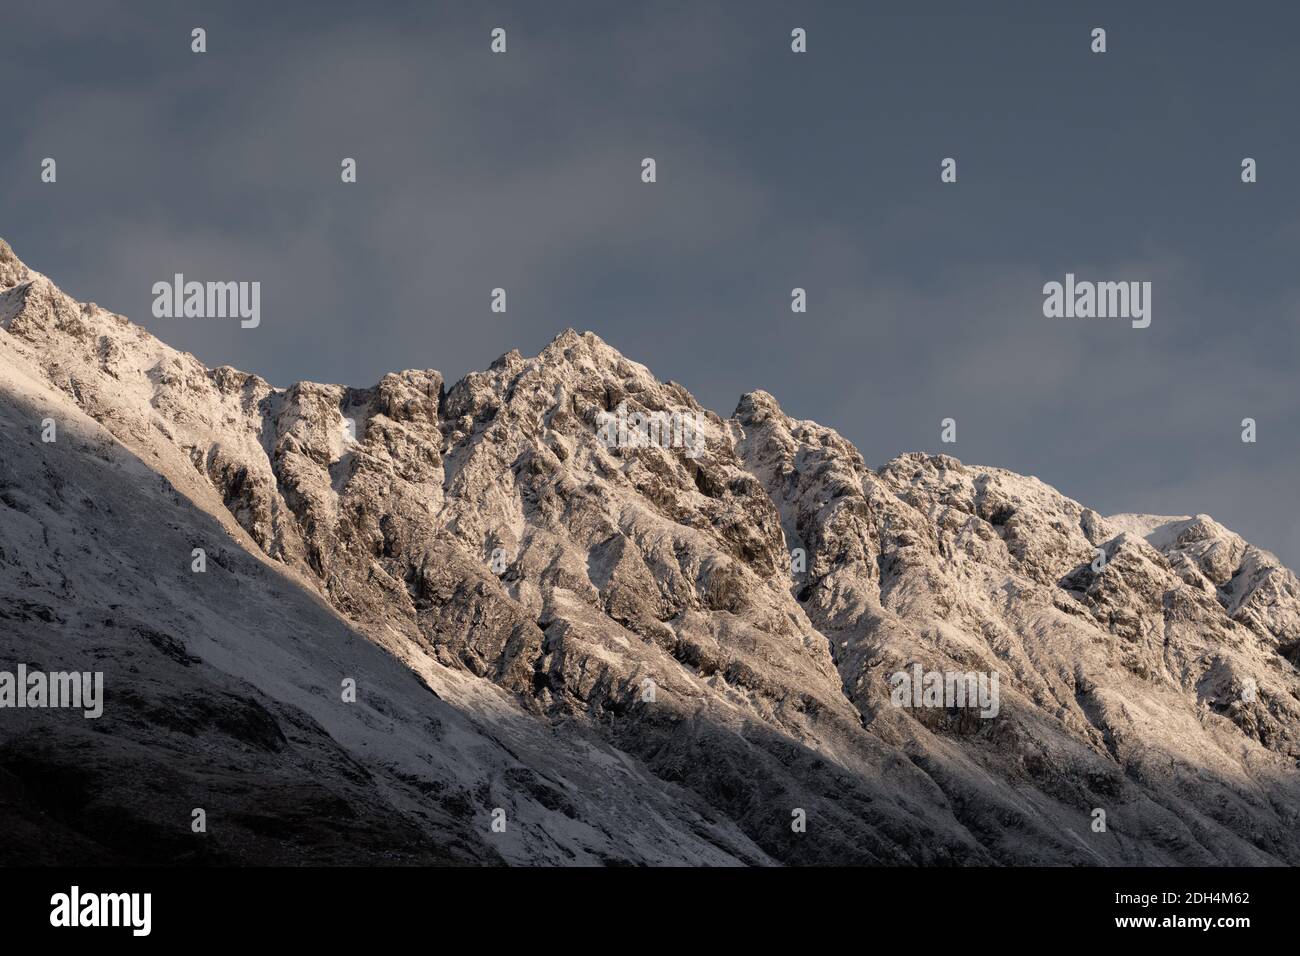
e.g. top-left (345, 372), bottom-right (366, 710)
top-left (0, 238), bottom-right (31, 289)
top-left (3, 236), bottom-right (1300, 865)
top-left (734, 389), bottom-right (784, 421)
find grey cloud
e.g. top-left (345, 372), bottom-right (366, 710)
top-left (2, 0), bottom-right (1297, 564)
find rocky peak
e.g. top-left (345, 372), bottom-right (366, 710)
top-left (4, 235), bottom-right (1300, 866)
top-left (0, 238), bottom-right (32, 290)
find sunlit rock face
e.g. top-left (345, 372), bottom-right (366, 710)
top-left (3, 236), bottom-right (1299, 865)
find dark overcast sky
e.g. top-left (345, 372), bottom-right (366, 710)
top-left (4, 0), bottom-right (1299, 566)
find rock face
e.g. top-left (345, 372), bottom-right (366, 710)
top-left (2, 235), bottom-right (1299, 865)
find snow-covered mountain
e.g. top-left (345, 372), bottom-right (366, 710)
top-left (3, 236), bottom-right (1299, 865)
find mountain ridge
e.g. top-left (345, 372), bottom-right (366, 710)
top-left (3, 235), bottom-right (1299, 865)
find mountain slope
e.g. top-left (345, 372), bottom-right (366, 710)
top-left (3, 236), bottom-right (1299, 865)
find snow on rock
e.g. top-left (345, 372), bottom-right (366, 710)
top-left (3, 236), bottom-right (1300, 865)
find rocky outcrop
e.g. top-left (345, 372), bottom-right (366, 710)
top-left (3, 236), bottom-right (1299, 865)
